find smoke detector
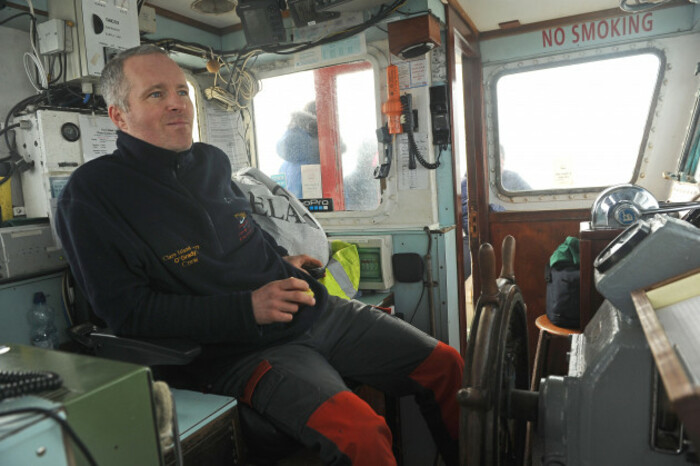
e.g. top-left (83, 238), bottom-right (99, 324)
top-left (191, 0), bottom-right (237, 14)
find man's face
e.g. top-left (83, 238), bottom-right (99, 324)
top-left (109, 53), bottom-right (194, 152)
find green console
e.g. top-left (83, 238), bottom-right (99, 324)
top-left (0, 344), bottom-right (162, 466)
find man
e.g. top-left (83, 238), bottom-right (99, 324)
top-left (56, 44), bottom-right (463, 465)
top-left (500, 145), bottom-right (531, 192)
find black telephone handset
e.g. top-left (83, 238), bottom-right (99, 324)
top-left (429, 85), bottom-right (450, 148)
top-left (0, 369), bottom-right (63, 401)
top-left (401, 94), bottom-right (440, 170)
top-left (374, 124), bottom-right (392, 179)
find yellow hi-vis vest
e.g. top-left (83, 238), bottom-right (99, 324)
top-left (319, 240), bottom-right (360, 300)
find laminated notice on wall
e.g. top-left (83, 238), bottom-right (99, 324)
top-left (398, 133), bottom-right (429, 190)
top-left (395, 56), bottom-right (429, 90)
top-left (295, 35), bottom-right (366, 68)
top-left (301, 164), bottom-right (323, 199)
top-left (293, 13), bottom-right (365, 67)
top-left (205, 105), bottom-right (249, 170)
top-left (78, 114), bottom-right (118, 162)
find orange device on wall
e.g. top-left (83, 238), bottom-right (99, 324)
top-left (382, 64), bottom-right (403, 135)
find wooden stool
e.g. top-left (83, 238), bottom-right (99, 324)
top-left (530, 315), bottom-right (582, 391)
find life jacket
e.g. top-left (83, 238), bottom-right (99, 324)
top-left (320, 240), bottom-right (360, 300)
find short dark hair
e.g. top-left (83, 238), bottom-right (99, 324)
top-left (99, 44), bottom-right (169, 111)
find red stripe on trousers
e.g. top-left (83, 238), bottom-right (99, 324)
top-left (241, 360), bottom-right (272, 405)
top-left (409, 341), bottom-right (464, 439)
top-left (306, 391), bottom-right (396, 466)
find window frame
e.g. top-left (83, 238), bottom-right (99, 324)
top-left (680, 92), bottom-right (700, 181)
top-left (251, 52), bottom-right (387, 219)
top-left (184, 70), bottom-right (204, 144)
top-left (315, 60), bottom-right (374, 211)
top-left (487, 47), bottom-right (666, 199)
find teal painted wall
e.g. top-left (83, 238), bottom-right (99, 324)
top-left (329, 227), bottom-right (460, 351)
top-left (480, 4), bottom-right (699, 65)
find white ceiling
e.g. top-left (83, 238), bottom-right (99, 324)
top-left (461, 0), bottom-right (623, 31)
top-left (145, 0), bottom-right (626, 33)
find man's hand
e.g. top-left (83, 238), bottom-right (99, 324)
top-left (251, 277), bottom-right (315, 325)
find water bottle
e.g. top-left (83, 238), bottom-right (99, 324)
top-left (28, 292), bottom-right (58, 349)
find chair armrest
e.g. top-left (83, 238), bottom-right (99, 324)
top-left (68, 323), bottom-right (201, 366)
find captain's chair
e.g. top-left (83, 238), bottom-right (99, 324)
top-left (62, 270), bottom-right (319, 465)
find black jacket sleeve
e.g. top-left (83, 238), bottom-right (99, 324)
top-left (56, 195), bottom-right (263, 344)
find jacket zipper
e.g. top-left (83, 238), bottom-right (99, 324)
top-left (172, 163), bottom-right (224, 255)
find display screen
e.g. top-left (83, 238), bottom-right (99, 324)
top-left (358, 248), bottom-right (382, 282)
top-left (237, 1), bottom-right (286, 47)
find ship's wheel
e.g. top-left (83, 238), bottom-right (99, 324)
top-left (458, 237), bottom-right (533, 465)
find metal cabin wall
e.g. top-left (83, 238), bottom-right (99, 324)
top-left (479, 4), bottom-right (700, 212)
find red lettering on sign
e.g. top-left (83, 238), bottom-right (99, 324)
top-left (629, 15), bottom-right (639, 34)
top-left (554, 27), bottom-right (565, 45)
top-left (610, 17), bottom-right (621, 37)
top-left (543, 27), bottom-right (566, 48)
top-left (541, 12), bottom-right (654, 49)
top-left (572, 24), bottom-right (580, 43)
top-left (542, 29), bottom-right (554, 48)
top-left (597, 20), bottom-right (609, 39)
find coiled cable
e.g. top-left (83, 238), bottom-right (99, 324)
top-left (0, 370), bottom-right (63, 401)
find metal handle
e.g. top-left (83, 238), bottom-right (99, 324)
top-left (500, 235), bottom-right (516, 284)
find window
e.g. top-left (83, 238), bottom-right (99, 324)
top-left (494, 52), bottom-right (662, 193)
top-left (187, 80), bottom-right (200, 143)
top-left (682, 93), bottom-right (700, 182)
top-left (253, 61), bottom-right (380, 212)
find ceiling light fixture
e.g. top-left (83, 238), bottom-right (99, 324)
top-left (191, 0), bottom-right (237, 15)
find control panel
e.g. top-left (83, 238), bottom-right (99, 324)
top-left (48, 0), bottom-right (140, 81)
top-left (14, 109), bottom-right (117, 245)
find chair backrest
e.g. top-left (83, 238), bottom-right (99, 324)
top-left (63, 269), bottom-right (201, 368)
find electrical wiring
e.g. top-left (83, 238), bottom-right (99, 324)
top-left (408, 228), bottom-right (433, 325)
top-left (144, 1), bottom-right (406, 113)
top-left (24, 0), bottom-right (49, 91)
top-left (145, 37), bottom-right (219, 60)
top-left (0, 11), bottom-right (33, 27)
top-left (147, 0), bottom-right (406, 61)
top-left (408, 283), bottom-right (427, 325)
top-left (0, 123), bottom-right (20, 139)
top-left (198, 47), bottom-right (263, 112)
top-left (227, 49), bottom-right (261, 111)
top-left (146, 38), bottom-right (261, 112)
top-left (47, 53), bottom-right (65, 86)
top-left (0, 371), bottom-right (63, 400)
top-left (0, 7), bottom-right (45, 90)
top-left (2, 92), bottom-right (44, 163)
top-left (402, 95), bottom-right (440, 170)
top-left (23, 52), bottom-right (47, 92)
top-left (0, 407), bottom-right (98, 466)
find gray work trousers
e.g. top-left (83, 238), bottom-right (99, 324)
top-left (209, 295), bottom-right (461, 465)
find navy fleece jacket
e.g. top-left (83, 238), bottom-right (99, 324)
top-left (56, 131), bottom-right (327, 359)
